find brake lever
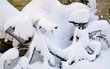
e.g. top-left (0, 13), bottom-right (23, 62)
top-left (5, 26), bottom-right (26, 44)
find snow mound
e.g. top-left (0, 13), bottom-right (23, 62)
top-left (62, 49), bottom-right (110, 69)
top-left (69, 8), bottom-right (90, 23)
top-left (4, 15), bottom-right (35, 40)
top-left (0, 48), bottom-right (19, 60)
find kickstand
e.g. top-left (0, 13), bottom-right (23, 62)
top-left (29, 47), bottom-right (36, 64)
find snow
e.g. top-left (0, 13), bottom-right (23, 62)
top-left (88, 0), bottom-right (97, 13)
top-left (21, 1), bottom-right (70, 48)
top-left (0, 48), bottom-right (19, 69)
top-left (29, 61), bottom-right (57, 69)
top-left (0, 0), bottom-right (19, 25)
top-left (36, 17), bottom-right (58, 32)
top-left (86, 20), bottom-right (110, 47)
top-left (64, 42), bottom-right (96, 64)
top-left (4, 15), bottom-right (35, 40)
top-left (0, 48), bottom-right (19, 60)
top-left (69, 8), bottom-right (90, 23)
top-left (87, 0), bottom-right (99, 21)
top-left (89, 12), bottom-right (99, 21)
top-left (3, 14), bottom-right (37, 48)
top-left (21, 1), bottom-right (99, 48)
top-left (13, 56), bottom-right (29, 69)
top-left (73, 28), bottom-right (101, 57)
top-left (0, 53), bottom-right (2, 57)
top-left (2, 0), bottom-right (98, 48)
top-left (62, 49), bottom-right (110, 69)
top-left (0, 0), bottom-right (20, 39)
top-left (0, 0), bottom-right (20, 48)
top-left (62, 27), bottom-right (102, 65)
top-left (0, 0), bottom-right (110, 69)
top-left (28, 48), bottom-right (110, 69)
top-left (28, 30), bottom-right (55, 66)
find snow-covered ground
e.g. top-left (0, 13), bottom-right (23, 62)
top-left (4, 48), bottom-right (110, 69)
top-left (29, 48), bottom-right (110, 69)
